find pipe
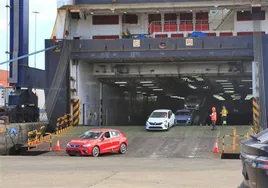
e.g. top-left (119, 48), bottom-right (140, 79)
top-left (0, 45), bottom-right (58, 66)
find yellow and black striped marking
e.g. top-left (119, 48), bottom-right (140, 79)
top-left (72, 99), bottom-right (80, 126)
top-left (55, 113), bottom-right (74, 135)
top-left (252, 98), bottom-right (260, 134)
top-left (67, 113), bottom-right (73, 128)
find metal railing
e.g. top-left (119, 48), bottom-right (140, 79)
top-left (27, 128), bottom-right (52, 151)
top-left (148, 20), bottom-right (212, 34)
top-left (221, 128), bottom-right (250, 154)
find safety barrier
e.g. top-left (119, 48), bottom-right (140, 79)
top-left (72, 99), bottom-right (80, 126)
top-left (221, 128), bottom-right (250, 158)
top-left (27, 131), bottom-right (52, 151)
top-left (252, 98), bottom-right (260, 134)
top-left (55, 113), bottom-right (73, 135)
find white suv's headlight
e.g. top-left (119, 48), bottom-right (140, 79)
top-left (82, 144), bottom-right (92, 147)
top-left (188, 118), bottom-right (191, 121)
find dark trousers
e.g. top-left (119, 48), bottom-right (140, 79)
top-left (211, 120), bottom-right (216, 130)
top-left (222, 116), bottom-right (227, 125)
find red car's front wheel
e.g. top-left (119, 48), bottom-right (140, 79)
top-left (92, 146), bottom-right (100, 157)
top-left (119, 143), bottom-right (127, 154)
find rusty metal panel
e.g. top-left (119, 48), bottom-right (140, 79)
top-left (203, 37), bottom-right (221, 49)
top-left (221, 36), bottom-right (253, 49)
top-left (148, 38), bottom-right (177, 50)
top-left (105, 40), bottom-right (124, 51)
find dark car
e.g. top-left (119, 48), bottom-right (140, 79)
top-left (239, 128), bottom-right (268, 188)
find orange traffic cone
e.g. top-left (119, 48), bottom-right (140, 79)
top-left (55, 139), bottom-right (61, 151)
top-left (213, 139), bottom-right (220, 153)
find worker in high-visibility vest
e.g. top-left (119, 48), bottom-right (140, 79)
top-left (210, 107), bottom-right (217, 131)
top-left (220, 106), bottom-right (228, 126)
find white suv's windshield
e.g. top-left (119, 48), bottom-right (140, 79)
top-left (150, 112), bottom-right (167, 118)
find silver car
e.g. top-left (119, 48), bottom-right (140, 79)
top-left (184, 95), bottom-right (201, 110)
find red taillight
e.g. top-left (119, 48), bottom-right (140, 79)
top-left (258, 159), bottom-right (268, 169)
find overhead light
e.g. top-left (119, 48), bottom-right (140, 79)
top-left (190, 10), bottom-right (192, 12)
top-left (239, 85), bottom-right (244, 87)
top-left (115, 81), bottom-right (127, 84)
top-left (216, 80), bottom-right (228, 82)
top-left (245, 94), bottom-right (253, 100)
top-left (181, 77), bottom-right (194, 82)
top-left (242, 80), bottom-right (252, 82)
top-left (170, 96), bottom-right (185, 100)
top-left (213, 95), bottom-right (225, 101)
top-left (140, 81), bottom-right (152, 84)
top-left (241, 10), bottom-right (244, 12)
top-left (149, 86), bottom-right (158, 89)
top-left (143, 84), bottom-right (154, 87)
top-left (195, 77), bottom-right (204, 81)
top-left (157, 10), bottom-right (159, 13)
top-left (90, 12), bottom-right (94, 15)
top-left (119, 85), bottom-right (125, 87)
top-left (153, 89), bottom-right (163, 91)
top-left (232, 94), bottom-right (241, 100)
top-left (136, 86), bottom-right (142, 89)
top-left (223, 87), bottom-right (234, 90)
top-left (222, 85), bottom-right (233, 87)
top-left (224, 90), bottom-right (234, 93)
top-left (150, 94), bottom-right (155, 96)
top-left (124, 11), bottom-right (127, 14)
top-left (219, 93), bottom-right (223, 95)
top-left (137, 91), bottom-right (141, 94)
top-left (188, 84), bottom-right (197, 89)
top-left (142, 92), bottom-right (146, 94)
top-left (220, 82), bottom-right (233, 85)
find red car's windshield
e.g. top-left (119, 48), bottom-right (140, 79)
top-left (78, 131), bottom-right (102, 139)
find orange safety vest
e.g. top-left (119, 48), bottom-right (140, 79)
top-left (211, 112), bottom-right (217, 121)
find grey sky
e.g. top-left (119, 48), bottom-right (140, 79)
top-left (0, 0), bottom-right (57, 70)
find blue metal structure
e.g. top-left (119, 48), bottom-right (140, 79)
top-left (9, 0), bottom-right (29, 86)
top-left (8, 0), bottom-right (47, 89)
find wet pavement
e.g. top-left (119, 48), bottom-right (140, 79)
top-left (29, 125), bottom-right (251, 159)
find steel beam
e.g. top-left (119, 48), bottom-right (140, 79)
top-left (93, 62), bottom-right (252, 77)
top-left (9, 0), bottom-right (29, 86)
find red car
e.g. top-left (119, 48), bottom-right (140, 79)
top-left (65, 128), bottom-right (128, 157)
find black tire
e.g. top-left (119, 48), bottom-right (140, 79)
top-left (68, 154), bottom-right (76, 157)
top-left (92, 146), bottom-right (100, 157)
top-left (119, 143), bottom-right (127, 154)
